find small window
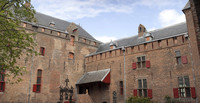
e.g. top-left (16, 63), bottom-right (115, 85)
top-left (83, 39), bottom-right (86, 43)
top-left (139, 27), bottom-right (142, 32)
top-left (70, 35), bottom-right (75, 46)
top-left (137, 56), bottom-right (146, 68)
top-left (175, 51), bottom-right (181, 64)
top-left (68, 52), bottom-right (74, 60)
top-left (23, 23), bottom-right (27, 27)
top-left (144, 43), bottom-right (147, 50)
top-left (41, 28), bottom-right (45, 32)
top-left (110, 51), bottom-right (112, 57)
top-left (120, 81), bottom-right (123, 95)
top-left (40, 47), bottom-right (45, 56)
top-left (57, 32), bottom-right (61, 36)
top-left (0, 67), bottom-right (5, 92)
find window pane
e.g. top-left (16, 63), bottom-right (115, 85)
top-left (178, 77), bottom-right (183, 87)
top-left (139, 89), bottom-right (142, 97)
top-left (179, 88), bottom-right (185, 97)
top-left (120, 81), bottom-right (123, 87)
top-left (138, 80), bottom-right (142, 89)
top-left (36, 85), bottom-right (41, 92)
top-left (0, 82), bottom-right (4, 90)
top-left (142, 56), bottom-right (145, 61)
top-left (175, 51), bottom-right (181, 57)
top-left (177, 57), bottom-right (181, 64)
top-left (37, 70), bottom-right (42, 77)
top-left (143, 79), bottom-right (147, 88)
top-left (137, 57), bottom-right (141, 62)
top-left (185, 87), bottom-right (191, 97)
top-left (37, 77), bottom-right (41, 84)
top-left (142, 61), bottom-right (145, 68)
top-left (143, 89), bottom-right (147, 97)
top-left (138, 62), bottom-right (141, 68)
top-left (184, 76), bottom-right (190, 87)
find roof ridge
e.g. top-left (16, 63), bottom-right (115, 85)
top-left (149, 22), bottom-right (186, 33)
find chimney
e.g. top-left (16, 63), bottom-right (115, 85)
top-left (138, 24), bottom-right (146, 37)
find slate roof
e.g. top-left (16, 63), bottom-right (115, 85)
top-left (89, 22), bottom-right (188, 55)
top-left (34, 12), bottom-right (99, 42)
top-left (76, 69), bottom-right (110, 85)
top-left (183, 1), bottom-right (191, 11)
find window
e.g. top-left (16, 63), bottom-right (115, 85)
top-left (83, 39), bottom-right (86, 43)
top-left (144, 43), bottom-right (147, 50)
top-left (40, 47), bottom-right (45, 56)
top-left (120, 81), bottom-right (123, 95)
top-left (175, 51), bottom-right (181, 64)
top-left (0, 66), bottom-right (5, 92)
top-left (23, 23), bottom-right (27, 27)
top-left (68, 52), bottom-right (74, 60)
top-left (139, 27), bottom-right (142, 32)
top-left (41, 28), bottom-right (45, 32)
top-left (33, 69), bottom-right (42, 93)
top-left (138, 79), bottom-right (147, 97)
top-left (137, 56), bottom-right (145, 68)
top-left (70, 35), bottom-right (75, 46)
top-left (57, 32), bottom-right (61, 36)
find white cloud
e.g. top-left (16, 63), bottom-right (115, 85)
top-left (32, 0), bottom-right (133, 20)
top-left (148, 27), bottom-right (157, 31)
top-left (159, 9), bottom-right (186, 27)
top-left (94, 36), bottom-right (117, 43)
top-left (32, 0), bottom-right (184, 20)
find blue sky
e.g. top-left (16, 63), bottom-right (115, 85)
top-left (31, 0), bottom-right (188, 43)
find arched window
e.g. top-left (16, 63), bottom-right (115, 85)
top-left (68, 52), bottom-right (74, 60)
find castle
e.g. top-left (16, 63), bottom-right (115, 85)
top-left (0, 0), bottom-right (200, 103)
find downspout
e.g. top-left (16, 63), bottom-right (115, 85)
top-left (122, 46), bottom-right (126, 102)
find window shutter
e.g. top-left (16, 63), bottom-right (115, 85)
top-left (132, 63), bottom-right (137, 69)
top-left (147, 89), bottom-right (152, 99)
top-left (191, 87), bottom-right (196, 99)
top-left (2, 82), bottom-right (5, 92)
top-left (133, 89), bottom-right (137, 97)
top-left (181, 56), bottom-right (187, 64)
top-left (43, 48), bottom-right (45, 56)
top-left (173, 88), bottom-right (179, 98)
top-left (146, 61), bottom-right (151, 68)
top-left (33, 84), bottom-right (37, 92)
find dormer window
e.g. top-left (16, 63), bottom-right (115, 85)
top-left (109, 41), bottom-right (117, 49)
top-left (144, 32), bottom-right (153, 41)
top-left (49, 21), bottom-right (55, 27)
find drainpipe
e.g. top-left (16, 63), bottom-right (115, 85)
top-left (28, 54), bottom-right (34, 103)
top-left (122, 46), bottom-right (126, 102)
